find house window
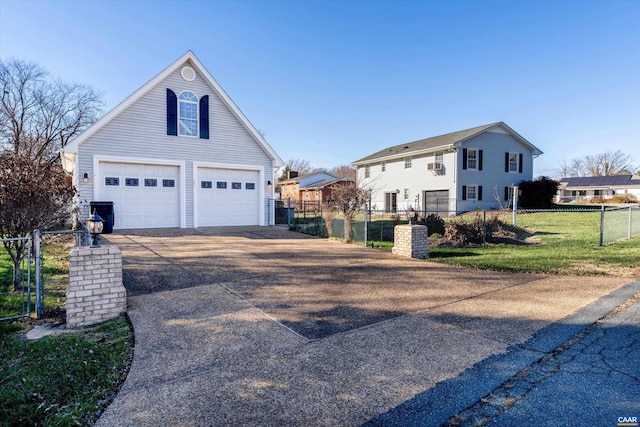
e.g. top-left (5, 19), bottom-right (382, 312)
top-left (216, 181), bottom-right (227, 189)
top-left (405, 157), bottom-right (412, 169)
top-left (163, 179), bottom-right (175, 188)
top-left (467, 150), bottom-right (477, 170)
top-left (105, 177), bottom-right (119, 186)
top-left (364, 165), bottom-right (370, 178)
top-left (467, 185), bottom-right (477, 200)
top-left (231, 182), bottom-right (242, 190)
top-left (178, 91), bottom-right (198, 137)
top-left (381, 162), bottom-right (386, 172)
top-left (435, 152), bottom-right (444, 163)
top-left (246, 183), bottom-right (255, 190)
top-left (125, 178), bottom-right (139, 187)
top-left (201, 181), bottom-right (213, 189)
top-left (404, 188), bottom-right (409, 200)
top-left (144, 178), bottom-right (158, 187)
top-left (508, 153), bottom-right (518, 172)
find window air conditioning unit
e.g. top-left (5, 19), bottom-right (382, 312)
top-left (428, 162), bottom-right (443, 171)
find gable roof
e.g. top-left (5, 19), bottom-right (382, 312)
top-left (352, 122), bottom-right (542, 165)
top-left (559, 175), bottom-right (640, 189)
top-left (277, 171), bottom-right (337, 185)
top-left (304, 177), bottom-right (353, 189)
top-left (62, 51), bottom-right (283, 166)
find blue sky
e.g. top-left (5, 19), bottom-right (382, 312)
top-left (1, 0), bottom-right (638, 176)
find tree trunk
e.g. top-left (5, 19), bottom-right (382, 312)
top-left (344, 216), bottom-right (352, 243)
top-left (12, 262), bottom-right (22, 291)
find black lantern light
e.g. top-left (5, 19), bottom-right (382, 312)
top-left (87, 210), bottom-right (104, 247)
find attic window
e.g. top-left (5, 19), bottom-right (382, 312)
top-left (179, 91), bottom-right (198, 137)
top-left (404, 157), bottom-right (412, 169)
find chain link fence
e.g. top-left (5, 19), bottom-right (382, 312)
top-left (276, 198), bottom-right (640, 247)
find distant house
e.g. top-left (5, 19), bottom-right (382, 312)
top-left (61, 51), bottom-right (283, 229)
top-left (277, 171), bottom-right (352, 203)
top-left (353, 122), bottom-right (543, 214)
top-left (557, 175), bottom-right (640, 203)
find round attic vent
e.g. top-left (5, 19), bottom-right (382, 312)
top-left (181, 66), bottom-right (196, 81)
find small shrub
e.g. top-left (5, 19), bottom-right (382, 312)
top-left (420, 213), bottom-right (445, 236)
top-left (444, 212), bottom-right (505, 245)
top-left (608, 195), bottom-right (638, 204)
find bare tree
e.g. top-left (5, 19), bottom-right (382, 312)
top-left (0, 59), bottom-right (102, 289)
top-left (0, 58), bottom-right (103, 166)
top-left (277, 158), bottom-right (313, 181)
top-left (330, 182), bottom-right (370, 243)
top-left (0, 152), bottom-right (75, 289)
top-left (329, 164), bottom-right (356, 180)
top-left (559, 150), bottom-right (636, 177)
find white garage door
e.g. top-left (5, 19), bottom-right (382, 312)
top-left (197, 168), bottom-right (260, 226)
top-left (99, 162), bottom-right (180, 229)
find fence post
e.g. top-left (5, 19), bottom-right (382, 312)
top-left (483, 210), bottom-right (487, 247)
top-left (629, 206), bottom-right (632, 240)
top-left (512, 185), bottom-right (519, 225)
top-left (33, 229), bottom-right (43, 318)
top-left (287, 198), bottom-right (292, 228)
top-left (599, 205), bottom-right (605, 246)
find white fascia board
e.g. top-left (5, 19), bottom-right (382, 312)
top-left (491, 122), bottom-right (544, 156)
top-left (187, 53), bottom-right (284, 167)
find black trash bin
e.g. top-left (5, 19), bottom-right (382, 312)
top-left (89, 201), bottom-right (115, 234)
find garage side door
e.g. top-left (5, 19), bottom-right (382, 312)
top-left (100, 162), bottom-right (180, 229)
top-left (197, 168), bottom-right (259, 226)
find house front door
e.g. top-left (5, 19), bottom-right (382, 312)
top-left (385, 192), bottom-right (397, 213)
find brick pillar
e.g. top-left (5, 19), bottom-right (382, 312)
top-left (392, 224), bottom-right (429, 259)
top-left (66, 245), bottom-right (126, 328)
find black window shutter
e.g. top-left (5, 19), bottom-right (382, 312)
top-left (504, 186), bottom-right (509, 201)
top-left (199, 95), bottom-right (209, 139)
top-left (166, 89), bottom-right (177, 136)
top-left (519, 153), bottom-right (523, 173)
top-left (478, 186), bottom-right (483, 201)
top-left (478, 150), bottom-right (483, 171)
top-left (462, 149), bottom-right (468, 170)
top-left (462, 185), bottom-right (467, 200)
top-left (505, 152), bottom-right (509, 172)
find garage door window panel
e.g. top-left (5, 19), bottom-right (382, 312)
top-left (232, 182), bottom-right (242, 189)
top-left (163, 179), bottom-right (175, 188)
top-left (105, 177), bottom-right (119, 186)
top-left (145, 179), bottom-right (158, 187)
top-left (201, 181), bottom-right (212, 189)
top-left (216, 181), bottom-right (227, 189)
top-left (246, 183), bottom-right (255, 190)
top-left (125, 178), bottom-right (139, 187)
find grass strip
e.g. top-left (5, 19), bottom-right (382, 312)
top-left (0, 316), bottom-right (133, 426)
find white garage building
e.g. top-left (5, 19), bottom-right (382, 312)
top-left (61, 51), bottom-right (283, 230)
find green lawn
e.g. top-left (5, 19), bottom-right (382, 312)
top-left (432, 210), bottom-right (638, 276)
top-left (0, 316), bottom-right (132, 426)
top-left (1, 237), bottom-right (134, 426)
top-left (333, 209), bottom-right (639, 277)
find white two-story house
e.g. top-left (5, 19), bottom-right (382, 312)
top-left (353, 122), bottom-right (543, 214)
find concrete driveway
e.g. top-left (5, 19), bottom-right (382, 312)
top-left (97, 226), bottom-right (636, 426)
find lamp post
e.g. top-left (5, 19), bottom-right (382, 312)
top-left (87, 210), bottom-right (104, 247)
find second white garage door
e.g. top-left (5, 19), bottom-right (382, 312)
top-left (197, 168), bottom-right (260, 226)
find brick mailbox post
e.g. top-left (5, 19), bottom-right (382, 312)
top-left (392, 224), bottom-right (429, 259)
top-left (66, 245), bottom-right (126, 328)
